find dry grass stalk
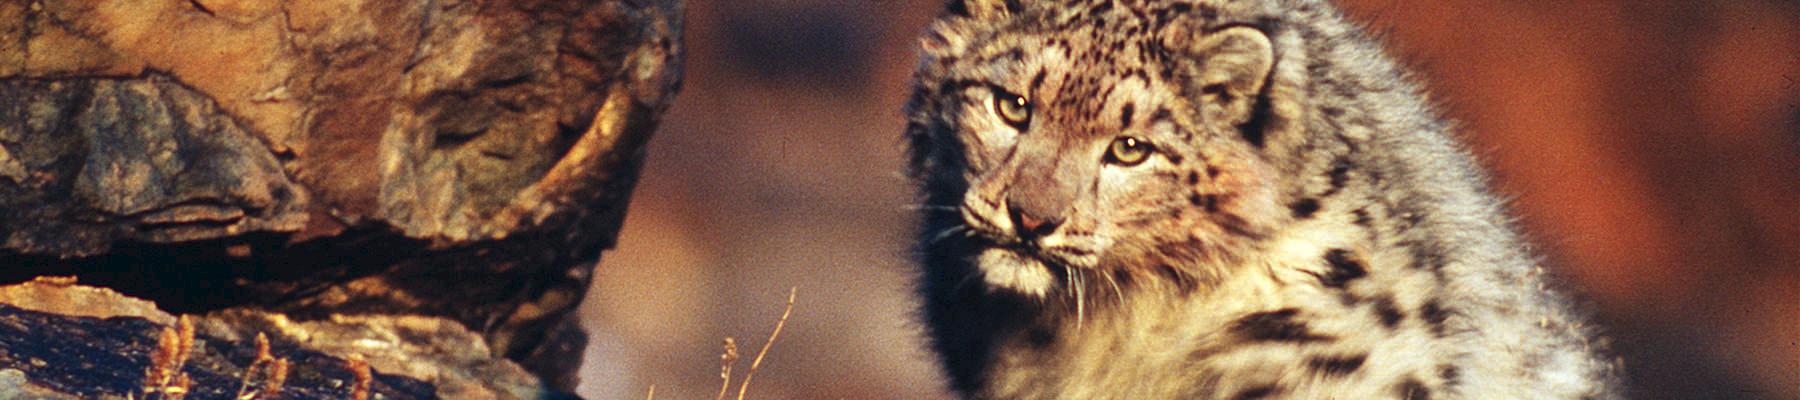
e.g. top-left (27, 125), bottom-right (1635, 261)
top-left (145, 327), bottom-right (178, 387)
top-left (234, 333), bottom-right (271, 398)
top-left (265, 358), bottom-right (289, 397)
top-left (167, 375), bottom-right (190, 400)
top-left (176, 316), bottom-right (195, 367)
top-left (645, 384), bottom-right (657, 400)
top-left (234, 333), bottom-right (290, 399)
top-left (143, 316), bottom-right (196, 400)
top-left (734, 287), bottom-right (796, 400)
top-left (716, 337), bottom-right (740, 400)
top-left (346, 354), bottom-right (373, 400)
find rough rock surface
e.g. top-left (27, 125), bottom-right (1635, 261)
top-left (0, 278), bottom-right (562, 399)
top-left (0, 0), bottom-right (684, 392)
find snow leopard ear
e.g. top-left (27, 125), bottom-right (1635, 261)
top-left (947, 0), bottom-right (1024, 20)
top-left (1170, 25), bottom-right (1275, 137)
top-left (925, 0), bottom-right (1025, 57)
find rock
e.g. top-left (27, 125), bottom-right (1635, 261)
top-left (0, 0), bottom-right (685, 392)
top-left (0, 276), bottom-right (174, 325)
top-left (0, 75), bottom-right (309, 256)
top-left (0, 280), bottom-right (568, 399)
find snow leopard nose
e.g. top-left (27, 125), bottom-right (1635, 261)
top-left (1006, 199), bottom-right (1062, 240)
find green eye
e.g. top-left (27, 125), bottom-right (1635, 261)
top-left (992, 89), bottom-right (1032, 130)
top-left (1105, 136), bottom-right (1154, 166)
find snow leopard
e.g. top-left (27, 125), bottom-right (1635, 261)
top-left (901, 0), bottom-right (1624, 398)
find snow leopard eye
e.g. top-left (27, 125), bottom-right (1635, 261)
top-left (1105, 136), bottom-right (1154, 166)
top-left (991, 88), bottom-right (1032, 131)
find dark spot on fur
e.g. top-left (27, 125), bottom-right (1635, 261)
top-left (1003, 48), bottom-right (1024, 61)
top-left (1120, 103), bottom-right (1136, 128)
top-left (1420, 299), bottom-right (1451, 337)
top-left (1202, 83), bottom-right (1228, 98)
top-left (1372, 295), bottom-right (1404, 328)
top-left (1402, 208), bottom-right (1427, 228)
top-left (1440, 364), bottom-right (1460, 388)
top-left (1325, 159), bottom-right (1352, 195)
top-left (1232, 309), bottom-right (1332, 343)
top-left (1089, 0), bottom-right (1113, 14)
top-left (1151, 107), bottom-right (1172, 122)
top-left (1213, 212), bottom-right (1262, 239)
top-left (1352, 207), bottom-right (1372, 227)
top-left (1025, 326), bottom-right (1056, 348)
top-left (1290, 198), bottom-right (1320, 219)
top-left (1398, 378), bottom-right (1431, 400)
top-left (1308, 354), bottom-right (1368, 377)
top-left (1321, 105), bottom-right (1345, 117)
top-left (946, 0), bottom-right (969, 16)
top-left (1408, 243), bottom-right (1449, 271)
top-left (1187, 171), bottom-right (1200, 184)
top-left (1233, 385), bottom-right (1280, 400)
top-left (1191, 193), bottom-right (1218, 212)
top-left (1317, 249), bottom-right (1367, 288)
top-left (1236, 83), bottom-right (1272, 148)
top-left (1206, 165), bottom-right (1221, 177)
top-left (926, 30), bottom-right (950, 46)
top-left (1030, 69), bottom-right (1048, 94)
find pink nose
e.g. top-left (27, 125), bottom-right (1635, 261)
top-left (1015, 212), bottom-right (1047, 233)
top-left (1005, 204), bottom-right (1061, 240)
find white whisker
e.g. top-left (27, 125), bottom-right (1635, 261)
top-left (1061, 266), bottom-right (1074, 318)
top-left (952, 268), bottom-right (984, 294)
top-left (1103, 272), bottom-right (1125, 308)
top-left (903, 204), bottom-right (962, 213)
top-left (1073, 268), bottom-right (1086, 333)
top-left (925, 224), bottom-right (969, 246)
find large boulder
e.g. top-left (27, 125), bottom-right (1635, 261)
top-left (0, 0), bottom-right (685, 393)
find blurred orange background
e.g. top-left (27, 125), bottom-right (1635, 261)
top-left (575, 1), bottom-right (1800, 399)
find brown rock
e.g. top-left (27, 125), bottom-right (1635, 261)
top-left (0, 281), bottom-right (561, 399)
top-left (0, 0), bottom-right (684, 391)
top-left (0, 276), bottom-right (175, 325)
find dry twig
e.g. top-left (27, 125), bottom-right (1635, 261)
top-left (735, 287), bottom-right (796, 400)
